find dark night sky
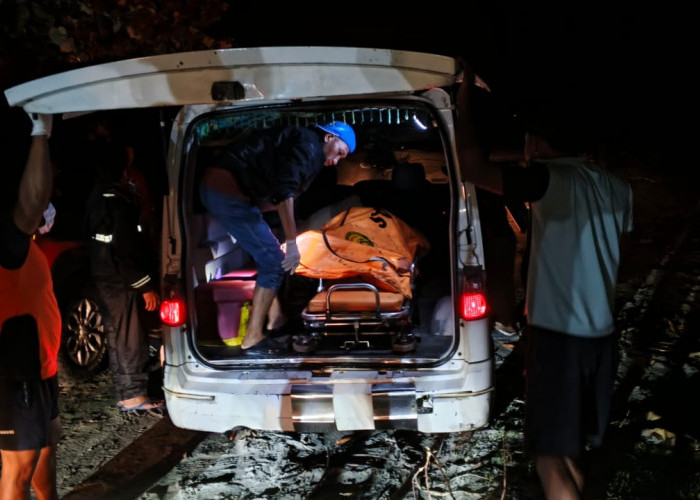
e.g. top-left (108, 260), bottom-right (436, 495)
top-left (212, 4), bottom-right (691, 162)
top-left (2, 4), bottom-right (689, 167)
top-left (216, 6), bottom-right (666, 101)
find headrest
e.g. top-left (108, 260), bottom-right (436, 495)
top-left (391, 163), bottom-right (426, 191)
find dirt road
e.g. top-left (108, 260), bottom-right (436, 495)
top-left (52, 167), bottom-right (700, 499)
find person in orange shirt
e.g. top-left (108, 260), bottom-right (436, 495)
top-left (0, 111), bottom-right (62, 500)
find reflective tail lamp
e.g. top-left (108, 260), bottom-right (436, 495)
top-left (460, 266), bottom-right (488, 321)
top-left (160, 298), bottom-right (186, 326)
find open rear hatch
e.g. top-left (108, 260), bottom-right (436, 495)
top-left (5, 46), bottom-right (469, 369)
top-left (184, 102), bottom-right (458, 366)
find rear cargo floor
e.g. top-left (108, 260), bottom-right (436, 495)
top-left (196, 333), bottom-right (453, 362)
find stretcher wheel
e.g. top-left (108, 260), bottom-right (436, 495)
top-left (293, 333), bottom-right (320, 353)
top-left (391, 332), bottom-right (416, 353)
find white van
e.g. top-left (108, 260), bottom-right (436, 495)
top-left (6, 46), bottom-right (493, 434)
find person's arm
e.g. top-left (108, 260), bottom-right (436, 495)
top-left (276, 196), bottom-right (301, 273)
top-left (454, 63), bottom-right (504, 195)
top-left (271, 130), bottom-right (320, 273)
top-left (14, 113), bottom-right (53, 235)
top-left (276, 197), bottom-right (297, 242)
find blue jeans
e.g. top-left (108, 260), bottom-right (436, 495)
top-left (199, 186), bottom-right (284, 290)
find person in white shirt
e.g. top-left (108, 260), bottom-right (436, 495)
top-left (455, 63), bottom-right (634, 499)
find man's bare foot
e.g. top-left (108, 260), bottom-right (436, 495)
top-left (241, 333), bottom-right (266, 350)
top-left (118, 395), bottom-right (163, 411)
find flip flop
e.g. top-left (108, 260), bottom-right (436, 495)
top-left (242, 336), bottom-right (288, 354)
top-left (119, 399), bottom-right (164, 412)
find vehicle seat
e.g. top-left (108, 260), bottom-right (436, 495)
top-left (386, 162), bottom-right (430, 230)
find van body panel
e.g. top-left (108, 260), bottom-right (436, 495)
top-left (5, 46), bottom-right (494, 434)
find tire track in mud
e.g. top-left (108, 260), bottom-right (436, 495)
top-left (138, 427), bottom-right (452, 499)
top-left (616, 204), bottom-right (700, 386)
top-left (305, 430), bottom-right (447, 499)
top-left (586, 207), bottom-right (700, 499)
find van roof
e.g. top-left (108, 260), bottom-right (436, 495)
top-left (5, 46), bottom-right (459, 114)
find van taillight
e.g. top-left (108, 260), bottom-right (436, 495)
top-left (460, 266), bottom-right (488, 321)
top-left (460, 292), bottom-right (488, 320)
top-left (160, 298), bottom-right (186, 326)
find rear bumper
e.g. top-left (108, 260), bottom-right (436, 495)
top-left (163, 359), bottom-right (493, 433)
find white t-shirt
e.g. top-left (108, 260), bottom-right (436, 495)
top-left (523, 157), bottom-right (633, 337)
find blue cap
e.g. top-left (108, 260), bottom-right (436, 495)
top-left (316, 121), bottom-right (356, 153)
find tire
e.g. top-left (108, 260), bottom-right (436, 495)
top-left (61, 296), bottom-right (108, 378)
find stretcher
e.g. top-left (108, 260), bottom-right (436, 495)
top-left (293, 207), bottom-right (429, 353)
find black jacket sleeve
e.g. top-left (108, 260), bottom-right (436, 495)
top-left (108, 193), bottom-right (155, 292)
top-left (86, 183), bottom-right (155, 292)
top-left (268, 128), bottom-right (325, 205)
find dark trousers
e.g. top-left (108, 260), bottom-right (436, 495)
top-left (96, 284), bottom-right (149, 401)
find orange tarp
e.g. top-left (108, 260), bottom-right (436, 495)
top-left (294, 207), bottom-right (430, 298)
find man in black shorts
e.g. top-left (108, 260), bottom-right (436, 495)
top-left (0, 111), bottom-right (61, 500)
top-left (456, 64), bottom-right (633, 498)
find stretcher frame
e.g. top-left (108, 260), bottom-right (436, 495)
top-left (296, 263), bottom-right (418, 353)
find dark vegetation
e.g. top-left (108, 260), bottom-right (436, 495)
top-left (0, 0), bottom-right (234, 93)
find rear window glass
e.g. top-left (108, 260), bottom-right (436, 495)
top-left (192, 102), bottom-right (450, 185)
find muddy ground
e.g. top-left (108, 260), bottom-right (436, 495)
top-left (48, 161), bottom-right (700, 499)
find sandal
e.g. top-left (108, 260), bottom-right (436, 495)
top-left (119, 399), bottom-right (164, 412)
top-left (243, 336), bottom-right (288, 354)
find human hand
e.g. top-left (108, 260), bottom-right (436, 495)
top-left (142, 290), bottom-right (160, 311)
top-left (281, 239), bottom-right (300, 274)
top-left (456, 58), bottom-right (491, 93)
top-left (27, 112), bottom-right (53, 138)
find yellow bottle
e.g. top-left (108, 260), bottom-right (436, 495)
top-left (224, 301), bottom-right (251, 347)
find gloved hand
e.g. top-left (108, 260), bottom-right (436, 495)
top-left (27, 112), bottom-right (53, 138)
top-left (37, 202), bottom-right (56, 235)
top-left (281, 239), bottom-right (300, 274)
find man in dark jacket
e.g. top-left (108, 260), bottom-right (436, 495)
top-left (199, 122), bottom-right (356, 351)
top-left (85, 138), bottom-right (161, 412)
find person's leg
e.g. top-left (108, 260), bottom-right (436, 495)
top-left (241, 285), bottom-right (277, 349)
top-left (0, 375), bottom-right (57, 500)
top-left (117, 291), bottom-right (151, 404)
top-left (29, 449), bottom-right (55, 500)
top-left (97, 285), bottom-right (124, 402)
top-left (199, 187), bottom-right (284, 350)
top-left (535, 454), bottom-right (582, 500)
top-left (30, 377), bottom-right (61, 500)
top-left (99, 286), bottom-right (152, 409)
top-left (29, 416), bottom-right (60, 500)
top-left (266, 295), bottom-right (286, 331)
top-left (564, 456), bottom-right (584, 492)
top-left (0, 448), bottom-right (40, 500)
top-left (525, 328), bottom-right (587, 498)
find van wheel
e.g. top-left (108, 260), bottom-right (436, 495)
top-left (293, 333), bottom-right (320, 353)
top-left (62, 297), bottom-right (108, 378)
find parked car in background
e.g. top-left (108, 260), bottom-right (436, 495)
top-left (7, 46), bottom-right (495, 433)
top-left (35, 233), bottom-right (107, 378)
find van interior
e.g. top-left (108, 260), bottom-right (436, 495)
top-left (180, 101), bottom-right (468, 366)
